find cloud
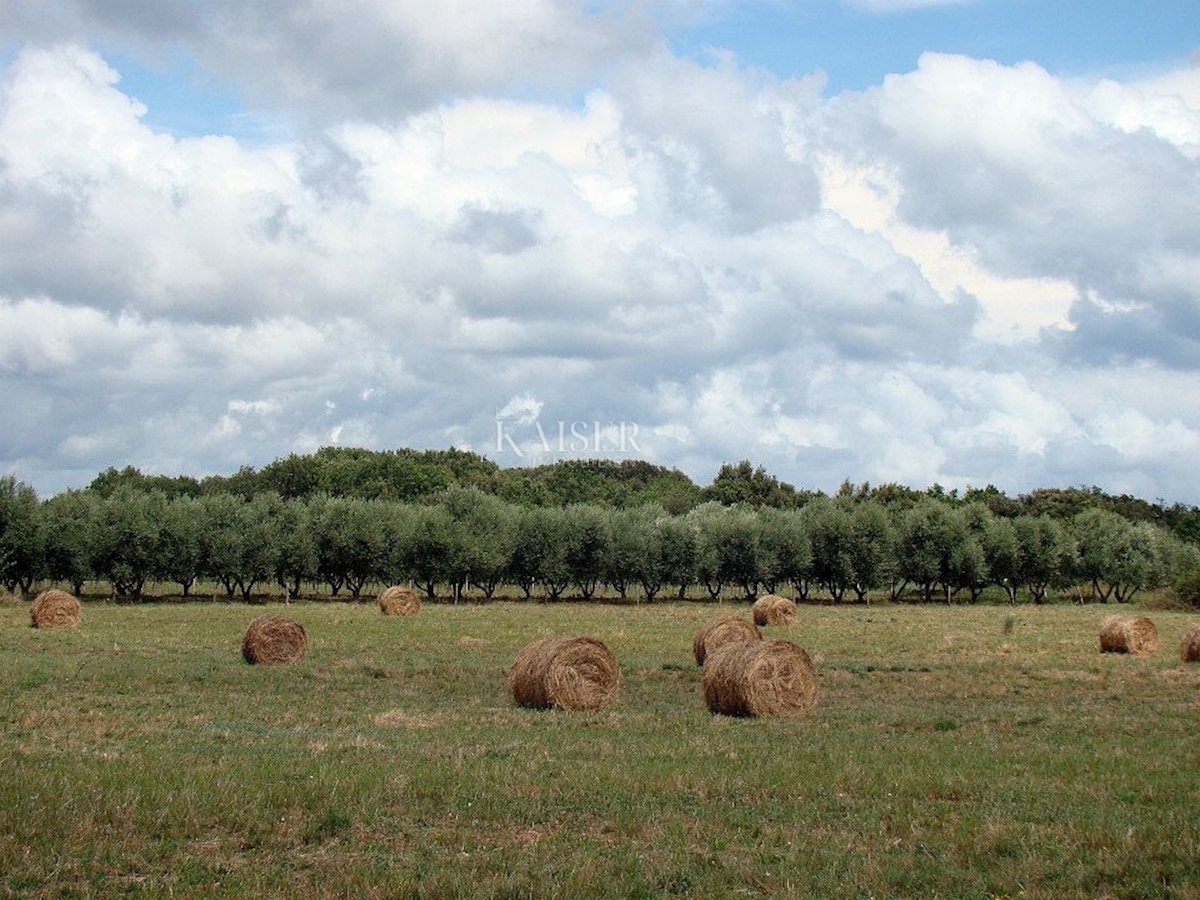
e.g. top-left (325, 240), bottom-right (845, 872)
top-left (826, 52), bottom-right (1200, 369)
top-left (1, 0), bottom-right (663, 120)
top-left (0, 38), bottom-right (1198, 504)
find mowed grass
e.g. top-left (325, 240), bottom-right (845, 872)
top-left (2, 596), bottom-right (1199, 899)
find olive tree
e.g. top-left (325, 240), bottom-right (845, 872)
top-left (89, 487), bottom-right (164, 600)
top-left (562, 504), bottom-right (612, 600)
top-left (40, 489), bottom-right (94, 596)
top-left (158, 495), bottom-right (204, 597)
top-left (0, 476), bottom-right (42, 595)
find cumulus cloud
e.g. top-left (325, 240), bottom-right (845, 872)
top-left (826, 52), bottom-right (1200, 370)
top-left (0, 30), bottom-right (1198, 503)
top-left (0, 0), bottom-right (662, 120)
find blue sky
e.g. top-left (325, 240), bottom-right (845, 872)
top-left (675, 0), bottom-right (1198, 90)
top-left (23, 1), bottom-right (1198, 138)
top-left (0, 1), bottom-right (1198, 502)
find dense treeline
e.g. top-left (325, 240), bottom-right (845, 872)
top-left (75, 447), bottom-right (1200, 543)
top-left (3, 474), bottom-right (1197, 605)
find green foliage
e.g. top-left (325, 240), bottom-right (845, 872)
top-left (158, 495), bottom-right (204, 596)
top-left (8, 448), bottom-right (1200, 604)
top-left (0, 476), bottom-right (41, 594)
top-left (562, 504), bottom-right (612, 599)
top-left (894, 499), bottom-right (964, 602)
top-left (88, 487), bottom-right (165, 600)
top-left (703, 459), bottom-right (806, 508)
top-left (804, 499), bottom-right (856, 601)
top-left (439, 487), bottom-right (514, 599)
top-left (40, 490), bottom-right (94, 595)
top-left (688, 503), bottom-right (762, 599)
top-left (1173, 567), bottom-right (1200, 607)
top-left (1013, 515), bottom-right (1075, 603)
top-left (757, 507), bottom-right (812, 596)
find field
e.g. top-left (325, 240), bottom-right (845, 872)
top-left (2, 595), bottom-right (1199, 898)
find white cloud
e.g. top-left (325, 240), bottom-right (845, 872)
top-left (0, 37), bottom-right (1198, 504)
top-left (1, 0), bottom-right (662, 120)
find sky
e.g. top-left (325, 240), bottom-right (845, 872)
top-left (1, 1), bottom-right (1198, 504)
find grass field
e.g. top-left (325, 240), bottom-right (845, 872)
top-left (2, 594), bottom-right (1199, 898)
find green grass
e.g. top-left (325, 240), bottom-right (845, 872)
top-left (2, 596), bottom-right (1199, 898)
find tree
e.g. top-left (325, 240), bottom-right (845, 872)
top-left (437, 487), bottom-right (513, 600)
top-left (894, 499), bottom-right (964, 602)
top-left (508, 507), bottom-right (570, 600)
top-left (158, 495), bottom-right (204, 597)
top-left (1104, 521), bottom-right (1176, 603)
top-left (402, 503), bottom-right (462, 600)
top-left (325, 499), bottom-right (392, 598)
top-left (757, 508), bottom-right (810, 595)
top-left (40, 489), bottom-right (94, 596)
top-left (0, 476), bottom-right (42, 595)
top-left (604, 507), bottom-right (645, 600)
top-left (1013, 515), bottom-right (1074, 603)
top-left (805, 499), bottom-right (855, 602)
top-left (949, 504), bottom-right (995, 603)
top-left (980, 515), bottom-right (1021, 603)
top-left (1072, 508), bottom-right (1130, 602)
top-left (199, 493), bottom-right (244, 599)
top-left (656, 514), bottom-right (699, 600)
top-left (562, 505), bottom-right (612, 600)
top-left (848, 501), bottom-right (892, 603)
top-left (234, 493), bottom-right (283, 599)
top-left (622, 505), bottom-right (668, 602)
top-left (89, 487), bottom-right (164, 600)
top-left (689, 503), bottom-right (763, 599)
top-left (272, 498), bottom-right (318, 600)
top-left (703, 460), bottom-right (803, 508)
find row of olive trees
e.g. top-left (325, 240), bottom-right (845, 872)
top-left (2, 477), bottom-right (1196, 604)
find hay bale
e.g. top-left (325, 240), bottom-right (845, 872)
top-left (242, 615), bottom-right (308, 665)
top-left (1099, 615), bottom-right (1159, 655)
top-left (30, 589), bottom-right (81, 629)
top-left (692, 615), bottom-right (762, 666)
top-left (752, 594), bottom-right (797, 627)
top-left (1180, 624), bottom-right (1200, 663)
top-left (703, 639), bottom-right (818, 718)
top-left (378, 586), bottom-right (420, 616)
top-left (509, 636), bottom-right (620, 711)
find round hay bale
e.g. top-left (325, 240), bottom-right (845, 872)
top-left (1180, 624), bottom-right (1200, 663)
top-left (378, 585), bottom-right (420, 616)
top-left (30, 589), bottom-right (81, 629)
top-left (509, 636), bottom-right (620, 711)
top-left (1099, 614), bottom-right (1159, 655)
top-left (752, 594), bottom-right (798, 627)
top-left (692, 615), bottom-right (762, 666)
top-left (242, 615), bottom-right (308, 665)
top-left (703, 639), bottom-right (818, 718)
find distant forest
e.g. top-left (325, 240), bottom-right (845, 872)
top-left (81, 446), bottom-right (1200, 544)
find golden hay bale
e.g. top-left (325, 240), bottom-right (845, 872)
top-left (692, 615), bottom-right (762, 666)
top-left (378, 586), bottom-right (420, 616)
top-left (1180, 625), bottom-right (1200, 663)
top-left (242, 615), bottom-right (308, 665)
top-left (703, 639), bottom-right (818, 718)
top-left (1099, 614), bottom-right (1159, 655)
top-left (509, 636), bottom-right (620, 711)
top-left (30, 589), bottom-right (81, 629)
top-left (752, 594), bottom-right (798, 627)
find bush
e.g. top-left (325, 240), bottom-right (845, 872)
top-left (1173, 569), bottom-right (1200, 607)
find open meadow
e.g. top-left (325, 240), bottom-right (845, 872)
top-left (2, 595), bottom-right (1199, 898)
